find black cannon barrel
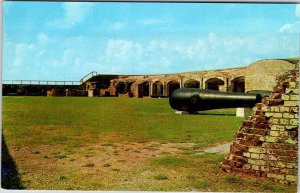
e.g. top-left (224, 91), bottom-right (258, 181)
top-left (169, 88), bottom-right (262, 112)
top-left (247, 90), bottom-right (271, 98)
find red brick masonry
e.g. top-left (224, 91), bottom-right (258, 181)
top-left (221, 63), bottom-right (299, 184)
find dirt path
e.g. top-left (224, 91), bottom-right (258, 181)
top-left (10, 141), bottom-right (232, 190)
top-left (203, 143), bottom-right (231, 154)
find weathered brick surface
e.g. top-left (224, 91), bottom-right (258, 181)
top-left (221, 63), bottom-right (299, 184)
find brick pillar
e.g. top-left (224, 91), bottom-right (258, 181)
top-left (149, 81), bottom-right (152, 97)
top-left (86, 81), bottom-right (96, 97)
top-left (221, 63), bottom-right (299, 184)
top-left (179, 77), bottom-right (183, 88)
top-left (88, 90), bottom-right (94, 97)
top-left (163, 82), bottom-right (167, 97)
top-left (227, 78), bottom-right (233, 92)
top-left (202, 78), bottom-right (207, 89)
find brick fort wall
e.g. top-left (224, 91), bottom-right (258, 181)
top-left (221, 62), bottom-right (299, 184)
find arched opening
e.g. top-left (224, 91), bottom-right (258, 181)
top-left (97, 78), bottom-right (111, 89)
top-left (205, 78), bottom-right (224, 91)
top-left (231, 76), bottom-right (245, 92)
top-left (138, 81), bottom-right (150, 98)
top-left (167, 80), bottom-right (180, 97)
top-left (116, 82), bottom-right (126, 95)
top-left (152, 81), bottom-right (164, 97)
top-left (184, 79), bottom-right (200, 88)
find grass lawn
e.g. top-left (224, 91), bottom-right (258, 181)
top-left (2, 96), bottom-right (297, 192)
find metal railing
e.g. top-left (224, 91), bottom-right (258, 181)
top-left (3, 71), bottom-right (98, 86)
top-left (2, 80), bottom-right (81, 86)
top-left (80, 71), bottom-right (97, 84)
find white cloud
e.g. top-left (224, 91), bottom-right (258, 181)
top-left (148, 39), bottom-right (169, 51)
top-left (105, 39), bottom-right (143, 62)
top-left (279, 5), bottom-right (300, 33)
top-left (4, 31), bottom-right (299, 80)
top-left (3, 42), bottom-right (48, 80)
top-left (101, 39), bottom-right (147, 74)
top-left (50, 2), bottom-right (93, 28)
top-left (37, 33), bottom-right (50, 45)
top-left (108, 22), bottom-right (126, 31)
top-left (208, 32), bottom-right (217, 43)
top-left (100, 32), bottom-right (298, 74)
top-left (13, 43), bottom-right (35, 67)
top-left (279, 21), bottom-right (300, 33)
top-left (279, 23), bottom-right (292, 32)
top-left (4, 36), bottom-right (95, 80)
top-left (296, 4), bottom-right (300, 18)
top-left (3, 1), bottom-right (14, 14)
top-left (37, 50), bottom-right (45, 57)
top-left (136, 18), bottom-right (172, 25)
top-left (160, 57), bottom-right (171, 68)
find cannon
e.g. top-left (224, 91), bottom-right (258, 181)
top-left (169, 88), bottom-right (266, 112)
top-left (246, 90), bottom-right (271, 98)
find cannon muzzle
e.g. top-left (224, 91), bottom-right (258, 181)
top-left (169, 88), bottom-right (262, 112)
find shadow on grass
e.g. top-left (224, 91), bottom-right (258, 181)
top-left (1, 135), bottom-right (24, 189)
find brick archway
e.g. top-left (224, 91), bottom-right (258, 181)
top-left (138, 81), bottom-right (150, 98)
top-left (152, 81), bottom-right (164, 97)
top-left (116, 82), bottom-right (126, 95)
top-left (184, 79), bottom-right (200, 88)
top-left (231, 76), bottom-right (245, 92)
top-left (205, 78), bottom-right (225, 91)
top-left (167, 80), bottom-right (180, 97)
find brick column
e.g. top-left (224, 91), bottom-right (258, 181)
top-left (179, 77), bottom-right (183, 88)
top-left (149, 81), bottom-right (152, 97)
top-left (163, 82), bottom-right (168, 97)
top-left (221, 63), bottom-right (299, 184)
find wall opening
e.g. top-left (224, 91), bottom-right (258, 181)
top-left (205, 78), bottom-right (224, 91)
top-left (138, 81), bottom-right (150, 98)
top-left (184, 79), bottom-right (200, 88)
top-left (97, 78), bottom-right (111, 89)
top-left (231, 76), bottom-right (245, 92)
top-left (116, 82), bottom-right (126, 95)
top-left (152, 81), bottom-right (163, 97)
top-left (167, 80), bottom-right (180, 97)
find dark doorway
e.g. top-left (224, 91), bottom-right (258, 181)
top-left (184, 79), bottom-right (200, 88)
top-left (116, 82), bottom-right (126, 95)
top-left (138, 82), bottom-right (150, 98)
top-left (152, 81), bottom-right (163, 97)
top-left (231, 77), bottom-right (245, 92)
top-left (205, 78), bottom-right (224, 91)
top-left (167, 81), bottom-right (180, 97)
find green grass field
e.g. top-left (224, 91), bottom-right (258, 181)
top-left (2, 97), bottom-right (296, 192)
top-left (3, 97), bottom-right (243, 147)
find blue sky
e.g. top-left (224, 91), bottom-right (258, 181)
top-left (3, 2), bottom-right (300, 81)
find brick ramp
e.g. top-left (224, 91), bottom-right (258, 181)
top-left (221, 63), bottom-right (299, 184)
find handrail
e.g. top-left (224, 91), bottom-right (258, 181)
top-left (80, 71), bottom-right (97, 84)
top-left (3, 71), bottom-right (98, 86)
top-left (2, 80), bottom-right (81, 86)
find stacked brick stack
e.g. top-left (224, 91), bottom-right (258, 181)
top-left (221, 63), bottom-right (299, 184)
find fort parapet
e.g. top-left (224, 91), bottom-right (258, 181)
top-left (86, 59), bottom-right (295, 97)
top-left (3, 59), bottom-right (296, 97)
